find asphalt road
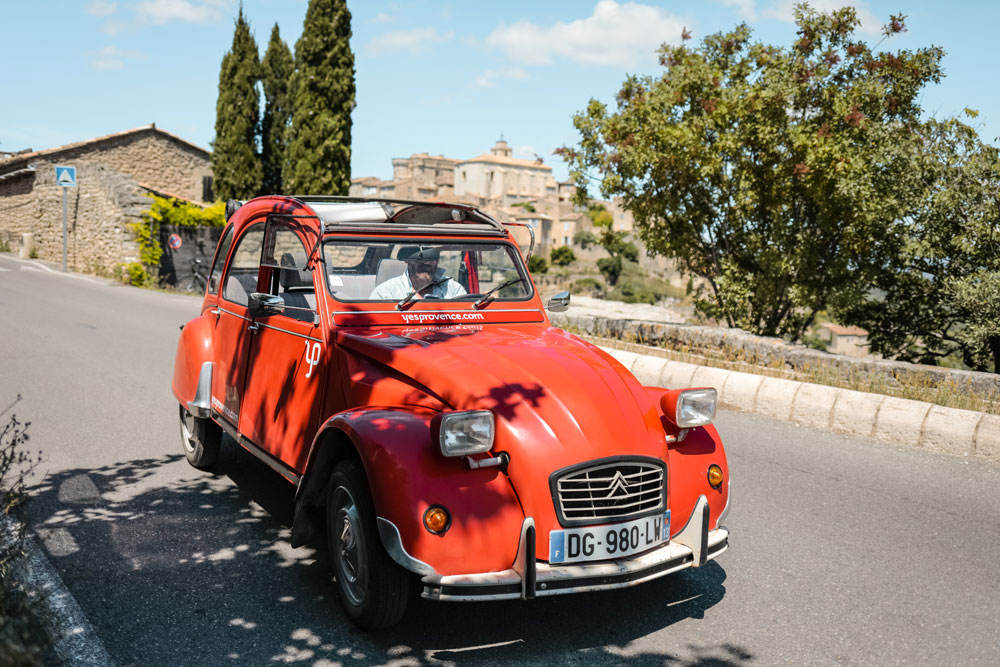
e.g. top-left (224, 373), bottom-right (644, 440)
top-left (2, 252), bottom-right (998, 666)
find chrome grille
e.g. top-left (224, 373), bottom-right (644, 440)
top-left (553, 459), bottom-right (666, 526)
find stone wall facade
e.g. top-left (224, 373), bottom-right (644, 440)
top-left (0, 125), bottom-right (212, 276)
top-left (0, 162), bottom-right (148, 275)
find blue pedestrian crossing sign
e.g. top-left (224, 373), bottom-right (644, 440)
top-left (55, 165), bottom-right (77, 187)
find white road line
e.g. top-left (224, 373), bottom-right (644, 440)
top-left (0, 267), bottom-right (10, 271)
top-left (23, 531), bottom-right (114, 666)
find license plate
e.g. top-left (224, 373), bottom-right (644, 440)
top-left (549, 511), bottom-right (670, 564)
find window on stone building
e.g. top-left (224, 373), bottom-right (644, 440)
top-left (202, 176), bottom-right (214, 202)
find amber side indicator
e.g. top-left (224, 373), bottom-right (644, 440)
top-left (423, 506), bottom-right (451, 534)
top-left (707, 464), bottom-right (724, 489)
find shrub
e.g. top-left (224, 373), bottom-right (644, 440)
top-left (0, 238), bottom-right (10, 253)
top-left (571, 278), bottom-right (603, 295)
top-left (550, 246), bottom-right (576, 267)
top-left (597, 256), bottom-right (623, 285)
top-left (115, 262), bottom-right (150, 287)
top-left (1, 395), bottom-right (47, 666)
top-left (528, 254), bottom-right (548, 274)
top-left (573, 230), bottom-right (597, 249)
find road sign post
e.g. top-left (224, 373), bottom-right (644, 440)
top-left (55, 166), bottom-right (76, 271)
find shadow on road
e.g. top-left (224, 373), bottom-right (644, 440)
top-left (27, 438), bottom-right (744, 665)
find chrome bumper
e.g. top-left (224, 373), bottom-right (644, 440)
top-left (418, 495), bottom-right (728, 602)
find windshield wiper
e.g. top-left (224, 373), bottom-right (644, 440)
top-left (473, 277), bottom-right (524, 309)
top-left (396, 277), bottom-right (451, 310)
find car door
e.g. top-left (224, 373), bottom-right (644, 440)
top-left (211, 222), bottom-right (265, 428)
top-left (239, 218), bottom-right (325, 474)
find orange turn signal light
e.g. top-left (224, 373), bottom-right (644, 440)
top-left (707, 464), bottom-right (724, 489)
top-left (423, 506), bottom-right (450, 535)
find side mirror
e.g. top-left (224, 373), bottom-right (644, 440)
top-left (248, 292), bottom-right (285, 318)
top-left (546, 291), bottom-right (570, 313)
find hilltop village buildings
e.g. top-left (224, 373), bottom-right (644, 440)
top-left (350, 138), bottom-right (633, 252)
top-left (0, 127), bottom-right (630, 275)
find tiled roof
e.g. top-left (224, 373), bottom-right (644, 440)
top-left (457, 153), bottom-right (553, 170)
top-left (822, 323), bottom-right (868, 336)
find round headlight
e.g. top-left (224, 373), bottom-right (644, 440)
top-left (707, 464), bottom-right (724, 489)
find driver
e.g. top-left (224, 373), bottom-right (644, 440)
top-left (369, 245), bottom-right (467, 300)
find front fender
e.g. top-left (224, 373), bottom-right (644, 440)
top-left (313, 408), bottom-right (526, 576)
top-left (172, 314), bottom-right (215, 408)
top-left (644, 387), bottom-right (730, 533)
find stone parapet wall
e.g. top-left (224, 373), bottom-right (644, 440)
top-left (0, 162), bottom-right (146, 276)
top-left (551, 312), bottom-right (1000, 400)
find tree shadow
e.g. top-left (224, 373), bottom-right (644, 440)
top-left (25, 437), bottom-right (743, 666)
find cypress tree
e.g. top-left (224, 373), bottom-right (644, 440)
top-left (260, 24), bottom-right (293, 195)
top-left (285, 0), bottom-right (355, 195)
top-left (211, 6), bottom-right (262, 201)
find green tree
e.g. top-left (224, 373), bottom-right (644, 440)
top-left (285, 0), bottom-right (356, 195)
top-left (559, 6), bottom-right (942, 339)
top-left (833, 118), bottom-right (1000, 372)
top-left (550, 245), bottom-right (576, 266)
top-left (212, 6), bottom-right (262, 201)
top-left (260, 23), bottom-right (294, 196)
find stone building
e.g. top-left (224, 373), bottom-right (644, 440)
top-left (0, 124), bottom-right (212, 276)
top-left (454, 139), bottom-right (557, 207)
top-left (817, 323), bottom-right (870, 357)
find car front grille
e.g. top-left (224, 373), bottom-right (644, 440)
top-left (551, 457), bottom-right (667, 526)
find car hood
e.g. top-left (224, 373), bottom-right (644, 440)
top-left (336, 324), bottom-right (670, 527)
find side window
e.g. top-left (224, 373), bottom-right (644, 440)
top-left (262, 225), bottom-right (317, 324)
top-left (207, 225), bottom-right (234, 295)
top-left (222, 224), bottom-right (265, 306)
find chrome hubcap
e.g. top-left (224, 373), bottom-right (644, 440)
top-left (179, 406), bottom-right (197, 454)
top-left (333, 488), bottom-right (367, 606)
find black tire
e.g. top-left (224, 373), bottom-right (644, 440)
top-left (327, 459), bottom-right (412, 630)
top-left (179, 404), bottom-right (222, 469)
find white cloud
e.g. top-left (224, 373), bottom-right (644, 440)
top-left (485, 0), bottom-right (687, 68)
top-left (86, 0), bottom-right (118, 17)
top-left (720, 0), bottom-right (757, 21)
top-left (374, 12), bottom-right (395, 24)
top-left (366, 27), bottom-right (454, 55)
top-left (761, 1), bottom-right (882, 35)
top-left (101, 21), bottom-right (126, 35)
top-left (474, 67), bottom-right (529, 88)
top-left (91, 46), bottom-right (143, 71)
top-left (135, 0), bottom-right (227, 25)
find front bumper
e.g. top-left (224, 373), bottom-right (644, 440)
top-left (419, 494), bottom-right (728, 601)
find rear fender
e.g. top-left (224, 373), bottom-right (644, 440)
top-left (644, 387), bottom-right (730, 533)
top-left (172, 314), bottom-right (215, 414)
top-left (294, 407), bottom-right (525, 576)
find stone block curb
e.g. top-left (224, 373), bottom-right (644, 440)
top-left (598, 345), bottom-right (1000, 463)
top-left (791, 383), bottom-right (842, 430)
top-left (720, 372), bottom-right (764, 412)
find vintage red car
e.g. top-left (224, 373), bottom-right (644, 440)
top-left (172, 196), bottom-right (730, 629)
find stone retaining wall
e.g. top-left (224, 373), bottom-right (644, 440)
top-left (601, 346), bottom-right (1000, 463)
top-left (553, 312), bottom-right (1000, 400)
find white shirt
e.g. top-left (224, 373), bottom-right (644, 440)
top-left (369, 268), bottom-right (467, 300)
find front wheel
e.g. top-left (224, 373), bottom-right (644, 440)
top-left (327, 459), bottom-right (413, 630)
top-left (179, 404), bottom-right (221, 469)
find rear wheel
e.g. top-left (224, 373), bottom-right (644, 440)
top-left (327, 459), bottom-right (412, 630)
top-left (179, 404), bottom-right (221, 469)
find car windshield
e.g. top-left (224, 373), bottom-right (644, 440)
top-left (322, 239), bottom-right (532, 303)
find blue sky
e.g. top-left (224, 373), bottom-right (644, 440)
top-left (2, 1), bottom-right (998, 183)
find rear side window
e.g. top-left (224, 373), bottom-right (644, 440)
top-left (222, 224), bottom-right (265, 306)
top-left (207, 225), bottom-right (234, 295)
